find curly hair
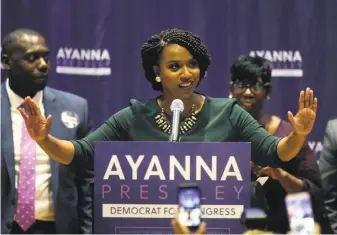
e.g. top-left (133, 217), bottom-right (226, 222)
top-left (141, 28), bottom-right (211, 91)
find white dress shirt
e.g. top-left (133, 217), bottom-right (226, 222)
top-left (6, 79), bottom-right (55, 221)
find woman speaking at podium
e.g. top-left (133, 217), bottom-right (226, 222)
top-left (18, 28), bottom-right (317, 169)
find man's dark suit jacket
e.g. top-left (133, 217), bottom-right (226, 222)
top-left (1, 84), bottom-right (93, 233)
top-left (320, 119), bottom-right (337, 233)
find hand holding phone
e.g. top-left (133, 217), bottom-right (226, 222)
top-left (172, 209), bottom-right (206, 235)
top-left (177, 183), bottom-right (202, 231)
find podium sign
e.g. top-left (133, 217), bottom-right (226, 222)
top-left (94, 142), bottom-right (251, 234)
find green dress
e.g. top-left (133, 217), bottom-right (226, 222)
top-left (71, 96), bottom-right (281, 166)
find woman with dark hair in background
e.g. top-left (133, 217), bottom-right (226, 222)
top-left (228, 55), bottom-right (331, 233)
top-left (19, 29), bottom-right (316, 181)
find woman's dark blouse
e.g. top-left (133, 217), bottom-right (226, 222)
top-left (258, 117), bottom-right (325, 233)
top-left (70, 96), bottom-right (281, 167)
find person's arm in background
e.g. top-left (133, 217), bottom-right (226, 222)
top-left (292, 143), bottom-right (323, 209)
top-left (272, 169), bottom-right (304, 193)
top-left (256, 143), bottom-right (320, 194)
top-left (319, 119), bottom-right (337, 233)
top-left (75, 99), bottom-right (94, 234)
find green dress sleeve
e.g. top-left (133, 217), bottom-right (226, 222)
top-left (228, 100), bottom-right (282, 167)
top-left (70, 105), bottom-right (135, 165)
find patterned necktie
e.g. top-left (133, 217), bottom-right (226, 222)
top-left (15, 120), bottom-right (36, 231)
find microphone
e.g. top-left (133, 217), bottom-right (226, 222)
top-left (169, 99), bottom-right (184, 142)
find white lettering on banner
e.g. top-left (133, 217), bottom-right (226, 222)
top-left (169, 155), bottom-right (191, 180)
top-left (249, 50), bottom-right (303, 77)
top-left (144, 155), bottom-right (165, 180)
top-left (196, 155), bottom-right (217, 180)
top-left (271, 69), bottom-right (303, 77)
top-left (102, 204), bottom-right (244, 219)
top-left (56, 47), bottom-right (111, 76)
top-left (308, 141), bottom-right (323, 153)
top-left (221, 156), bottom-right (243, 181)
top-left (55, 67), bottom-right (111, 76)
top-left (126, 155), bottom-right (144, 180)
top-left (101, 184), bottom-right (244, 200)
top-left (103, 155), bottom-right (125, 180)
top-left (250, 50), bottom-right (302, 62)
top-left (56, 48), bottom-right (111, 60)
top-left (103, 155), bottom-right (243, 181)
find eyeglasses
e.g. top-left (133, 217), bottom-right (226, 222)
top-left (230, 81), bottom-right (270, 94)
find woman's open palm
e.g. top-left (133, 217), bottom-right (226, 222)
top-left (288, 87), bottom-right (318, 136)
top-left (18, 97), bottom-right (52, 142)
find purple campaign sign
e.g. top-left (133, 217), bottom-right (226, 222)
top-left (94, 141), bottom-right (251, 234)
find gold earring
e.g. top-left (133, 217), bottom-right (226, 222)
top-left (155, 76), bottom-right (161, 83)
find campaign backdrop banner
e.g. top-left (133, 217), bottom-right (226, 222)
top-left (94, 141), bottom-right (251, 234)
top-left (2, 0), bottom-right (337, 160)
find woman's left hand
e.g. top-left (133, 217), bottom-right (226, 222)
top-left (256, 167), bottom-right (287, 180)
top-left (288, 87), bottom-right (318, 136)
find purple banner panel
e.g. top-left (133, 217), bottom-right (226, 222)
top-left (94, 141), bottom-right (251, 234)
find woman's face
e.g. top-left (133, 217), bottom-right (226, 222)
top-left (230, 77), bottom-right (269, 115)
top-left (157, 44), bottom-right (200, 101)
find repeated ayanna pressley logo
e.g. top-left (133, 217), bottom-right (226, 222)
top-left (56, 47), bottom-right (111, 76)
top-left (249, 50), bottom-right (303, 77)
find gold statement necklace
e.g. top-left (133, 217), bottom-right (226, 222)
top-left (155, 97), bottom-right (197, 134)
